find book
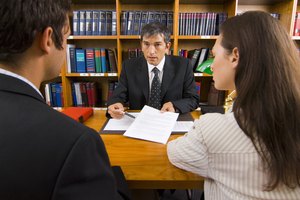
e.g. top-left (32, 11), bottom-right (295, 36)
top-left (79, 10), bottom-right (86, 35)
top-left (85, 10), bottom-right (93, 35)
top-left (73, 11), bottom-right (79, 35)
top-left (112, 11), bottom-right (117, 35)
top-left (61, 107), bottom-right (94, 123)
top-left (92, 10), bottom-right (100, 35)
top-left (75, 48), bottom-right (86, 73)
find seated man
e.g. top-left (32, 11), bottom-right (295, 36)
top-left (108, 22), bottom-right (199, 118)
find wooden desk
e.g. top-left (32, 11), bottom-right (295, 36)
top-left (84, 110), bottom-right (204, 189)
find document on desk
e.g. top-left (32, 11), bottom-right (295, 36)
top-left (123, 105), bottom-right (179, 144)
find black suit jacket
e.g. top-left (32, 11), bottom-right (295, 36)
top-left (0, 74), bottom-right (129, 200)
top-left (107, 55), bottom-right (199, 113)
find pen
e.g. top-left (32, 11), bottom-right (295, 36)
top-left (124, 112), bottom-right (136, 119)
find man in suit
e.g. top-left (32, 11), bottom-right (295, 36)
top-left (0, 0), bottom-right (129, 199)
top-left (108, 22), bottom-right (199, 119)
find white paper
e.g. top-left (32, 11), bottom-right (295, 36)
top-left (173, 121), bottom-right (194, 132)
top-left (123, 105), bottom-right (179, 144)
top-left (104, 112), bottom-right (194, 133)
top-left (104, 113), bottom-right (138, 130)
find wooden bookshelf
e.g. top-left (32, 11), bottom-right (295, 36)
top-left (53, 0), bottom-right (299, 108)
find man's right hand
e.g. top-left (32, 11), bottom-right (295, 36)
top-left (108, 103), bottom-right (125, 119)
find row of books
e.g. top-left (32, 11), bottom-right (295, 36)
top-left (121, 11), bottom-right (173, 35)
top-left (66, 45), bottom-right (118, 73)
top-left (294, 12), bottom-right (300, 36)
top-left (73, 10), bottom-right (116, 35)
top-left (178, 12), bottom-right (227, 36)
top-left (45, 83), bottom-right (64, 107)
top-left (71, 82), bottom-right (98, 107)
top-left (179, 48), bottom-right (210, 72)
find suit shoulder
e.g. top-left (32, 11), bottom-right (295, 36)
top-left (123, 57), bottom-right (145, 67)
top-left (167, 55), bottom-right (189, 65)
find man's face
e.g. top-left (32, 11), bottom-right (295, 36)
top-left (141, 34), bottom-right (171, 66)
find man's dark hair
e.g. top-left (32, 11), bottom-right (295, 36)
top-left (0, 0), bottom-right (71, 60)
top-left (140, 22), bottom-right (171, 44)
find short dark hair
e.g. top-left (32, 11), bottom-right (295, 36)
top-left (140, 22), bottom-right (171, 44)
top-left (0, 0), bottom-right (71, 61)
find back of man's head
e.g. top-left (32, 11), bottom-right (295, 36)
top-left (141, 22), bottom-right (171, 44)
top-left (0, 0), bottom-right (71, 62)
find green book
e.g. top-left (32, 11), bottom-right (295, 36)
top-left (195, 58), bottom-right (213, 75)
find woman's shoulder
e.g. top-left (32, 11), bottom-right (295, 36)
top-left (195, 112), bottom-right (255, 153)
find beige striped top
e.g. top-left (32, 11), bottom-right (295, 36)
top-left (167, 111), bottom-right (300, 200)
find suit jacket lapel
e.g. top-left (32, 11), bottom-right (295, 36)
top-left (136, 57), bottom-right (149, 101)
top-left (161, 56), bottom-right (175, 99)
top-left (0, 74), bottom-right (45, 104)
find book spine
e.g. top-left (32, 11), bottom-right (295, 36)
top-left (79, 10), bottom-right (86, 35)
top-left (92, 10), bottom-right (99, 35)
top-left (73, 11), bottom-right (79, 35)
top-left (106, 11), bottom-right (112, 35)
top-left (85, 10), bottom-right (92, 35)
top-left (85, 48), bottom-right (95, 73)
top-left (112, 11), bottom-right (117, 35)
top-left (75, 49), bottom-right (86, 73)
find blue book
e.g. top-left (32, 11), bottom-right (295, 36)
top-left (85, 10), bottom-right (92, 35)
top-left (79, 10), bottom-right (86, 35)
top-left (99, 10), bottom-right (106, 35)
top-left (120, 11), bottom-right (128, 35)
top-left (73, 11), bottom-right (79, 35)
top-left (100, 48), bottom-right (107, 72)
top-left (133, 11), bottom-right (141, 35)
top-left (167, 11), bottom-right (173, 34)
top-left (75, 49), bottom-right (86, 73)
top-left (112, 11), bottom-right (117, 35)
top-left (71, 82), bottom-right (77, 106)
top-left (55, 83), bottom-right (63, 107)
top-left (92, 10), bottom-right (99, 35)
top-left (106, 11), bottom-right (112, 35)
top-left (50, 83), bottom-right (57, 107)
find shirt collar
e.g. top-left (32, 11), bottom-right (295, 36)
top-left (147, 56), bottom-right (165, 73)
top-left (0, 68), bottom-right (43, 98)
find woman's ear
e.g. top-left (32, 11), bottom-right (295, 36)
top-left (231, 47), bottom-right (239, 68)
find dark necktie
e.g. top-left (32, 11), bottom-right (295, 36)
top-left (148, 67), bottom-right (161, 109)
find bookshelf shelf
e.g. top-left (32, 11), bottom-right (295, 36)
top-left (68, 35), bottom-right (118, 40)
top-left (178, 35), bottom-right (218, 40)
top-left (194, 73), bottom-right (212, 77)
top-left (66, 73), bottom-right (118, 77)
top-left (292, 36), bottom-right (300, 40)
top-left (119, 35), bottom-right (140, 39)
top-left (48, 0), bottom-right (299, 108)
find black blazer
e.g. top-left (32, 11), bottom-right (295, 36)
top-left (0, 74), bottom-right (129, 200)
top-left (107, 55), bottom-right (199, 113)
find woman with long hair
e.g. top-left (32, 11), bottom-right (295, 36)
top-left (167, 11), bottom-right (300, 199)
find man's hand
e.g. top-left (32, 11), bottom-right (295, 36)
top-left (108, 103), bottom-right (125, 119)
top-left (161, 102), bottom-right (175, 112)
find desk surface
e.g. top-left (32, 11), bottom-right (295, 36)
top-left (84, 110), bottom-right (204, 189)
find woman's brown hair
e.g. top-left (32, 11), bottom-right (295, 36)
top-left (220, 11), bottom-right (300, 190)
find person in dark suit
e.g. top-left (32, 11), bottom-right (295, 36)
top-left (107, 22), bottom-right (199, 119)
top-left (0, 1), bottom-right (129, 200)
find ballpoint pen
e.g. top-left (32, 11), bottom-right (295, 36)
top-left (124, 112), bottom-right (136, 119)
